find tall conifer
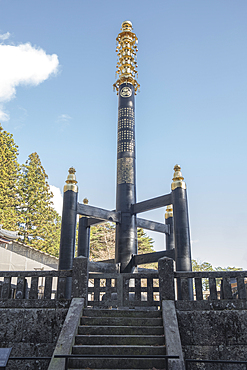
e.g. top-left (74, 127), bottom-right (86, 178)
top-left (90, 223), bottom-right (154, 262)
top-left (18, 152), bottom-right (61, 255)
top-left (0, 124), bottom-right (19, 230)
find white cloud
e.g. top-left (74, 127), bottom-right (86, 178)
top-left (50, 185), bottom-right (63, 216)
top-left (0, 105), bottom-right (9, 121)
top-left (56, 114), bottom-right (72, 131)
top-left (57, 114), bottom-right (72, 122)
top-left (0, 32), bottom-right (11, 41)
top-left (0, 38), bottom-right (59, 120)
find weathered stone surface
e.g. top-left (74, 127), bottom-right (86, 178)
top-left (48, 298), bottom-right (84, 370)
top-left (22, 309), bottom-right (54, 343)
top-left (0, 306), bottom-right (69, 370)
top-left (71, 257), bottom-right (88, 300)
top-left (0, 309), bottom-right (24, 342)
top-left (162, 300), bottom-right (185, 370)
top-left (0, 299), bottom-right (70, 308)
top-left (183, 345), bottom-right (247, 370)
top-left (177, 305), bottom-right (247, 369)
top-left (158, 257), bottom-right (175, 300)
top-left (177, 310), bottom-right (247, 346)
top-left (175, 299), bottom-right (247, 311)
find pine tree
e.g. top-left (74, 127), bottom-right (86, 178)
top-left (18, 152), bottom-right (61, 255)
top-left (137, 228), bottom-right (154, 254)
top-left (90, 223), bottom-right (115, 261)
top-left (0, 124), bottom-right (19, 230)
top-left (89, 223), bottom-right (154, 264)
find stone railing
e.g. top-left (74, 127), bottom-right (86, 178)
top-left (0, 256), bottom-right (88, 301)
top-left (158, 257), bottom-right (247, 301)
top-left (0, 270), bottom-right (71, 300)
top-left (175, 270), bottom-right (247, 301)
top-left (2, 256), bottom-right (245, 304)
top-left (88, 271), bottom-right (160, 308)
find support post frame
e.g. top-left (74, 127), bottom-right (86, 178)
top-left (77, 217), bottom-right (90, 258)
top-left (58, 168), bottom-right (78, 299)
top-left (171, 166), bottom-right (193, 301)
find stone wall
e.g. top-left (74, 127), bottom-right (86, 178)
top-left (0, 300), bottom-right (70, 370)
top-left (176, 300), bottom-right (247, 369)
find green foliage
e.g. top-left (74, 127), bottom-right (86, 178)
top-left (0, 124), bottom-right (60, 256)
top-left (89, 223), bottom-right (154, 266)
top-left (192, 259), bottom-right (243, 291)
top-left (192, 260), bottom-right (214, 272)
top-left (17, 152), bottom-right (61, 256)
top-left (192, 259), bottom-right (242, 272)
top-left (137, 228), bottom-right (154, 254)
top-left (90, 222), bottom-right (115, 261)
top-left (0, 125), bottom-right (19, 230)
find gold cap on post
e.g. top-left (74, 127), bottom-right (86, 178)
top-left (171, 164), bottom-right (186, 190)
top-left (83, 198), bottom-right (89, 204)
top-left (165, 204), bottom-right (173, 219)
top-left (113, 20), bottom-right (140, 95)
top-left (64, 167), bottom-right (78, 193)
top-left (79, 198), bottom-right (89, 218)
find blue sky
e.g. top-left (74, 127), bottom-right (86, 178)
top-left (1, 0), bottom-right (247, 268)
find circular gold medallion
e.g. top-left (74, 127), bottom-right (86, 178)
top-left (120, 86), bottom-right (132, 98)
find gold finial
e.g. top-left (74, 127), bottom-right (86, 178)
top-left (113, 20), bottom-right (140, 95)
top-left (68, 167), bottom-right (76, 175)
top-left (64, 167), bottom-right (78, 193)
top-left (171, 164), bottom-right (186, 190)
top-left (79, 197), bottom-right (89, 218)
top-left (165, 205), bottom-right (173, 219)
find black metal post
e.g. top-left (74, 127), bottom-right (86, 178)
top-left (77, 216), bottom-right (90, 257)
top-left (58, 167), bottom-right (78, 298)
top-left (171, 165), bottom-right (193, 300)
top-left (165, 205), bottom-right (174, 251)
top-left (115, 82), bottom-right (137, 272)
top-left (113, 21), bottom-right (140, 273)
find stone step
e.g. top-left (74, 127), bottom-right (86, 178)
top-left (67, 357), bottom-right (167, 369)
top-left (83, 308), bottom-right (162, 318)
top-left (78, 324), bottom-right (164, 335)
top-left (80, 316), bottom-right (163, 327)
top-left (72, 344), bottom-right (166, 356)
top-left (75, 334), bottom-right (165, 346)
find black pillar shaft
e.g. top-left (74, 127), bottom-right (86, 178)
top-left (165, 209), bottom-right (174, 251)
top-left (115, 83), bottom-right (137, 272)
top-left (59, 189), bottom-right (78, 270)
top-left (78, 216), bottom-right (90, 258)
top-left (59, 169), bottom-right (78, 299)
top-left (172, 186), bottom-right (193, 300)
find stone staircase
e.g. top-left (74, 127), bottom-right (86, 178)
top-left (68, 307), bottom-right (166, 370)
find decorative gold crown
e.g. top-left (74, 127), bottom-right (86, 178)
top-left (171, 165), bottom-right (186, 190)
top-left (113, 21), bottom-right (140, 95)
top-left (66, 167), bottom-right (77, 185)
top-left (64, 167), bottom-right (78, 193)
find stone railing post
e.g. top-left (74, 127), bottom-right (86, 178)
top-left (71, 257), bottom-right (89, 305)
top-left (158, 257), bottom-right (175, 301)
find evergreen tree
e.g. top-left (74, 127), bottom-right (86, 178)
top-left (192, 259), bottom-right (242, 290)
top-left (0, 124), bottom-right (19, 230)
top-left (18, 152), bottom-right (61, 255)
top-left (90, 222), bottom-right (115, 260)
top-left (137, 228), bottom-right (154, 254)
top-left (192, 259), bottom-right (242, 272)
top-left (89, 223), bottom-right (154, 264)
